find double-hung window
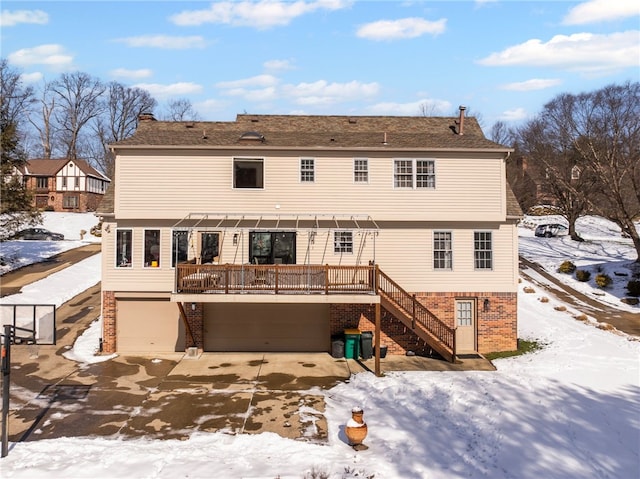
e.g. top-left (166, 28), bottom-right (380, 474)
top-left (334, 231), bottom-right (353, 254)
top-left (300, 158), bottom-right (315, 182)
top-left (354, 158), bottom-right (368, 183)
top-left (433, 231), bottom-right (452, 270)
top-left (394, 159), bottom-right (435, 189)
top-left (474, 232), bottom-right (493, 270)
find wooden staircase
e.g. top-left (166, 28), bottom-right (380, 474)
top-left (376, 267), bottom-right (456, 362)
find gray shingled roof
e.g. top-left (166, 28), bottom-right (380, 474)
top-left (112, 114), bottom-right (509, 151)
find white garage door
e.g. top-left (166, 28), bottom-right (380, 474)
top-left (116, 298), bottom-right (185, 353)
top-left (203, 303), bottom-right (329, 352)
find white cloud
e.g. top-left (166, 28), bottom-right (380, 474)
top-left (215, 77), bottom-right (379, 107)
top-left (115, 35), bottom-right (206, 49)
top-left (500, 79), bottom-right (562, 91)
top-left (478, 31), bottom-right (640, 74)
top-left (365, 98), bottom-right (451, 116)
top-left (170, 0), bottom-right (350, 29)
top-left (499, 107), bottom-right (528, 122)
top-left (110, 68), bottom-right (153, 80)
top-left (0, 9), bottom-right (48, 27)
top-left (282, 80), bottom-right (379, 105)
top-left (563, 0), bottom-right (639, 25)
top-left (8, 44), bottom-right (73, 71)
top-left (216, 75), bottom-right (279, 89)
top-left (20, 72), bottom-right (44, 84)
top-left (263, 59), bottom-right (295, 71)
top-left (195, 98), bottom-right (231, 116)
top-left (133, 82), bottom-right (203, 98)
top-left (356, 17), bottom-right (446, 41)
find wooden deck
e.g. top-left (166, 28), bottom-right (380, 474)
top-left (176, 263), bottom-right (375, 294)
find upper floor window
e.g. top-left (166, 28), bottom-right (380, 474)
top-left (300, 158), bottom-right (315, 182)
top-left (474, 231), bottom-right (492, 270)
top-left (36, 177), bottom-right (48, 188)
top-left (62, 177), bottom-right (67, 188)
top-left (144, 229), bottom-right (161, 268)
top-left (75, 177), bottom-right (80, 188)
top-left (433, 231), bottom-right (452, 270)
top-left (334, 231), bottom-right (353, 254)
top-left (394, 159), bottom-right (435, 189)
top-left (116, 229), bottom-right (132, 268)
top-left (234, 159), bottom-right (263, 188)
top-left (354, 158), bottom-right (368, 183)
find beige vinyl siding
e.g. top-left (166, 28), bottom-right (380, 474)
top-left (101, 221), bottom-right (518, 294)
top-left (115, 152), bottom-right (506, 222)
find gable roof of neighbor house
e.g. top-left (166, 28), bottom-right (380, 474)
top-left (102, 113), bottom-right (521, 218)
top-left (112, 113), bottom-right (511, 151)
top-left (21, 158), bottom-right (110, 181)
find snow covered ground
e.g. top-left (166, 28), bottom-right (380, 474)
top-left (0, 213), bottom-right (638, 479)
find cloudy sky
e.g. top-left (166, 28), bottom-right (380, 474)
top-left (1, 0), bottom-right (638, 127)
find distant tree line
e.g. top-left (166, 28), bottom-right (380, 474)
top-left (1, 58), bottom-right (200, 231)
top-left (0, 58), bottom-right (199, 179)
top-left (492, 81), bottom-right (640, 263)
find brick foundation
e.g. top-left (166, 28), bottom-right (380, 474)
top-left (184, 303), bottom-right (204, 350)
top-left (330, 291), bottom-right (517, 356)
top-left (101, 290), bottom-right (116, 353)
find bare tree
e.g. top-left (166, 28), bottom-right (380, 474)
top-left (163, 98), bottom-right (200, 121)
top-left (28, 80), bottom-right (57, 159)
top-left (50, 72), bottom-right (105, 159)
top-left (567, 82), bottom-right (640, 261)
top-left (92, 81), bottom-right (157, 177)
top-left (517, 82), bottom-right (640, 260)
top-left (0, 59), bottom-right (39, 233)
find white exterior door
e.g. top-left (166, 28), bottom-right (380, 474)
top-left (455, 299), bottom-right (476, 353)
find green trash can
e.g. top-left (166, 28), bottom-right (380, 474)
top-left (344, 329), bottom-right (361, 359)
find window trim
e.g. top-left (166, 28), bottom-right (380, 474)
top-left (300, 157), bottom-right (315, 183)
top-left (353, 158), bottom-right (369, 183)
top-left (115, 228), bottom-right (133, 268)
top-left (473, 231), bottom-right (493, 270)
top-left (393, 158), bottom-right (436, 189)
top-left (433, 231), bottom-right (453, 270)
top-left (233, 157), bottom-right (265, 189)
top-left (333, 230), bottom-right (354, 254)
top-left (144, 228), bottom-right (161, 268)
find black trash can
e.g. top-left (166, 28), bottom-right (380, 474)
top-left (331, 337), bottom-right (345, 358)
top-left (360, 331), bottom-right (373, 359)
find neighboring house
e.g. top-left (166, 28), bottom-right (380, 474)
top-left (17, 159), bottom-right (111, 212)
top-left (98, 110), bottom-right (521, 363)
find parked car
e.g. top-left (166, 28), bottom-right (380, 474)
top-left (12, 228), bottom-right (65, 241)
top-left (534, 224), bottom-right (568, 238)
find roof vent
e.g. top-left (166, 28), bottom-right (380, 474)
top-left (348, 118), bottom-right (357, 124)
top-left (239, 131), bottom-right (265, 142)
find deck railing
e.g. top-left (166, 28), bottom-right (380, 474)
top-left (176, 263), bottom-right (375, 294)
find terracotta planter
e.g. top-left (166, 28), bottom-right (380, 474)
top-left (345, 407), bottom-right (368, 446)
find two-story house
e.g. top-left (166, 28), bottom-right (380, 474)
top-left (98, 110), bottom-right (521, 365)
top-left (17, 158), bottom-right (111, 212)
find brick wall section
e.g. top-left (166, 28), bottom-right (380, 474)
top-left (102, 290), bottom-right (116, 353)
top-left (184, 302), bottom-right (204, 350)
top-left (329, 291), bottom-right (517, 356)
